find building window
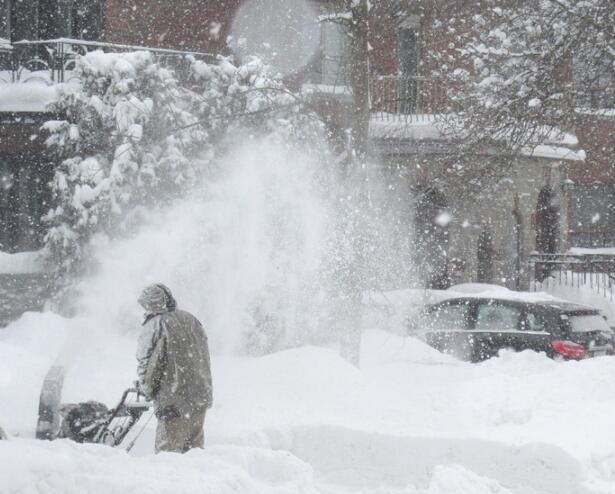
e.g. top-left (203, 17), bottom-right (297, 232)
top-left (67, 0), bottom-right (104, 41)
top-left (0, 154), bottom-right (54, 253)
top-left (10, 0), bottom-right (37, 42)
top-left (573, 50), bottom-right (615, 109)
top-left (39, 0), bottom-right (104, 41)
top-left (568, 185), bottom-right (615, 248)
top-left (9, 1), bottom-right (104, 44)
top-left (398, 27), bottom-right (419, 77)
top-left (397, 20), bottom-right (420, 114)
top-left (309, 20), bottom-right (347, 85)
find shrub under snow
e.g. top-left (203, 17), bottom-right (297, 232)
top-left (42, 50), bottom-right (318, 285)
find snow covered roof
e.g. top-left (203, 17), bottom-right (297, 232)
top-left (0, 82), bottom-right (57, 113)
top-left (575, 107), bottom-right (615, 120)
top-left (370, 114), bottom-right (584, 162)
top-left (522, 144), bottom-right (585, 162)
top-left (568, 247), bottom-right (615, 256)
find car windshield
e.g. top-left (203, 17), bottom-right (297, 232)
top-left (566, 313), bottom-right (610, 333)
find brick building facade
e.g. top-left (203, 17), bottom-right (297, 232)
top-left (0, 0), bottom-right (612, 290)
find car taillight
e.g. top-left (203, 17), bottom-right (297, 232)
top-left (551, 340), bottom-right (588, 359)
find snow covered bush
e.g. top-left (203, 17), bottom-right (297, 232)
top-left (43, 50), bottom-right (321, 287)
top-left (188, 55), bottom-right (321, 146)
top-left (43, 51), bottom-right (206, 279)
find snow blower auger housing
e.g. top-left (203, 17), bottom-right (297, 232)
top-left (36, 365), bottom-right (152, 448)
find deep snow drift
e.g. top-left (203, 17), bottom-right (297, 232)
top-left (2, 138), bottom-right (615, 493)
top-left (2, 326), bottom-right (615, 494)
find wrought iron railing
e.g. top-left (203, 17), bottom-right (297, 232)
top-left (0, 38), bottom-right (215, 85)
top-left (529, 252), bottom-right (615, 301)
top-left (568, 230), bottom-right (615, 249)
top-left (370, 74), bottom-right (448, 121)
top-left (304, 73), bottom-right (449, 120)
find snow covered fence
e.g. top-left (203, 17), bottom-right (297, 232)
top-left (529, 252), bottom-right (615, 324)
top-left (4, 38), bottom-right (215, 85)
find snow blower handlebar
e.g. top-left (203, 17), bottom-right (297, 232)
top-left (37, 363), bottom-right (153, 448)
top-left (92, 385), bottom-right (152, 446)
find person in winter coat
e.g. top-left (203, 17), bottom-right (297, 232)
top-left (136, 284), bottom-right (213, 453)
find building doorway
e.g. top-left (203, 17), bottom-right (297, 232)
top-left (477, 228), bottom-right (494, 283)
top-left (414, 187), bottom-right (449, 288)
top-left (535, 186), bottom-right (560, 281)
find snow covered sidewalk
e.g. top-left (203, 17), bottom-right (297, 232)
top-left (2, 320), bottom-right (615, 494)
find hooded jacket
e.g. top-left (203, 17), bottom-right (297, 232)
top-left (136, 285), bottom-right (213, 416)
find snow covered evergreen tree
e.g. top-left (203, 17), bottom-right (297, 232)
top-left (43, 51), bottom-right (206, 280)
top-left (43, 50), bottom-right (319, 287)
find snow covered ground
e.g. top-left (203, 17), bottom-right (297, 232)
top-left (2, 317), bottom-right (615, 494)
top-left (2, 137), bottom-right (615, 493)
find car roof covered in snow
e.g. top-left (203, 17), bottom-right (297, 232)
top-left (430, 283), bottom-right (598, 313)
top-left (435, 297), bottom-right (597, 313)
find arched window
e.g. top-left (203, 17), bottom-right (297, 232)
top-left (414, 187), bottom-right (449, 289)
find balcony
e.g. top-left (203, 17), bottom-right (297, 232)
top-left (370, 74), bottom-right (448, 122)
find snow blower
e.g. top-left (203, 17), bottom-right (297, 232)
top-left (36, 365), bottom-right (152, 449)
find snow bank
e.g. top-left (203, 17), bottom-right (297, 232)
top-left (0, 440), bottom-right (320, 494)
top-left (3, 324), bottom-right (615, 493)
top-left (0, 82), bottom-right (56, 112)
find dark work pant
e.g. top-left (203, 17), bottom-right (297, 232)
top-left (155, 410), bottom-right (205, 453)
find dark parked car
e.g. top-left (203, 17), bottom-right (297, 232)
top-left (415, 296), bottom-right (614, 361)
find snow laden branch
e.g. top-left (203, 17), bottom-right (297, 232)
top-left (429, 0), bottom-right (615, 156)
top-left (42, 51), bottom-right (321, 286)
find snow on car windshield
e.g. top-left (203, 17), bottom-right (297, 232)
top-left (567, 313), bottom-right (611, 332)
